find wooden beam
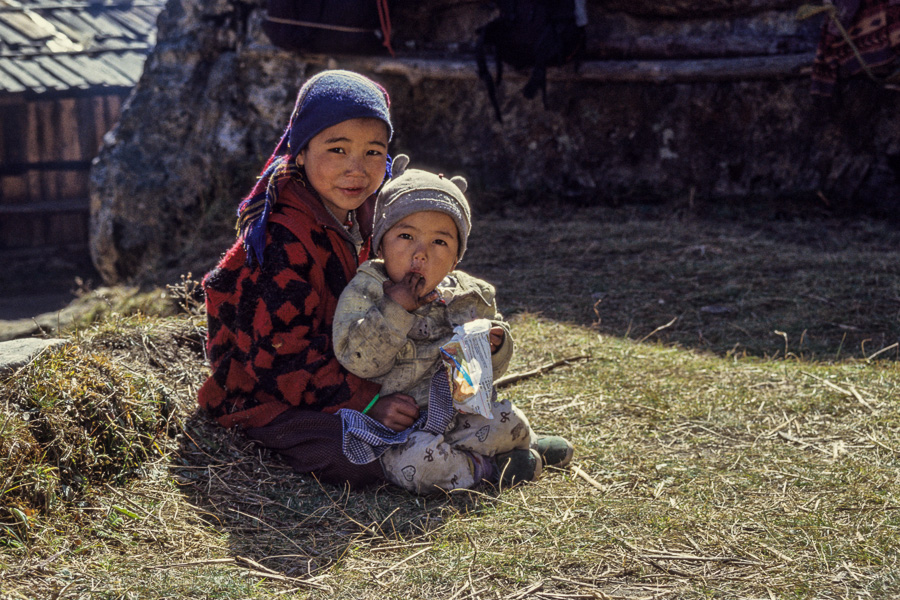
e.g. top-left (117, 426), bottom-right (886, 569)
top-left (0, 1), bottom-right (164, 13)
top-left (0, 198), bottom-right (89, 214)
top-left (0, 160), bottom-right (93, 175)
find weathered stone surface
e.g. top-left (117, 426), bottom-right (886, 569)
top-left (585, 8), bottom-right (821, 58)
top-left (0, 338), bottom-right (67, 376)
top-left (89, 0), bottom-right (900, 284)
top-left (600, 0), bottom-right (805, 18)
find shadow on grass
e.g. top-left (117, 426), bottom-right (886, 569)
top-left (463, 203), bottom-right (900, 361)
top-left (172, 411), bottom-right (490, 579)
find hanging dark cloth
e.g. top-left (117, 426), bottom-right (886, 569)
top-left (811, 0), bottom-right (900, 96)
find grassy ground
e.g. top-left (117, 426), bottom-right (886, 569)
top-left (1, 204), bottom-right (899, 599)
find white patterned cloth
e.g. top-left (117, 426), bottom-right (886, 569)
top-left (379, 395), bottom-right (535, 494)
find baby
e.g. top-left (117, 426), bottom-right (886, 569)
top-left (333, 155), bottom-right (572, 494)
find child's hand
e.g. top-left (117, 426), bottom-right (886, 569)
top-left (489, 326), bottom-right (505, 353)
top-left (383, 272), bottom-right (438, 312)
top-left (367, 392), bottom-right (420, 432)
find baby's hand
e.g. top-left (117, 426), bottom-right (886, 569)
top-left (384, 272), bottom-right (438, 312)
top-left (489, 326), bottom-right (505, 353)
top-left (367, 393), bottom-right (419, 432)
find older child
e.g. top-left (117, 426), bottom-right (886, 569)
top-left (333, 156), bottom-right (573, 494)
top-left (198, 70), bottom-right (421, 489)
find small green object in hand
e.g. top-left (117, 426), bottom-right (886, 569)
top-left (362, 393), bottom-right (381, 414)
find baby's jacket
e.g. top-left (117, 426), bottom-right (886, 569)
top-left (333, 259), bottom-right (514, 408)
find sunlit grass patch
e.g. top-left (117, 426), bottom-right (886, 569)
top-left (3, 311), bottom-right (898, 598)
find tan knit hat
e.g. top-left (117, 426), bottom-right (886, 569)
top-left (372, 155), bottom-right (471, 259)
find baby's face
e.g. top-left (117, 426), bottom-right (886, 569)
top-left (379, 211), bottom-right (459, 295)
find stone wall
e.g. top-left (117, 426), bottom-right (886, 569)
top-left (90, 0), bottom-right (900, 284)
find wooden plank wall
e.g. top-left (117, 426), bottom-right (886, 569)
top-left (0, 92), bottom-right (125, 250)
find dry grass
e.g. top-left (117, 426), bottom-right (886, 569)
top-left (1, 205), bottom-right (899, 599)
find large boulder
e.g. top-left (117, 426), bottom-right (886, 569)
top-left (90, 0), bottom-right (900, 284)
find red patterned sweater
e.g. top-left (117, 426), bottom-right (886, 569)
top-left (198, 178), bottom-right (380, 428)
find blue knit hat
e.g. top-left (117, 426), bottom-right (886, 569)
top-left (236, 70), bottom-right (393, 265)
top-left (276, 69), bottom-right (393, 157)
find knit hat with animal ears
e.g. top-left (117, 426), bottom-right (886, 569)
top-left (371, 155), bottom-right (472, 260)
top-left (236, 70), bottom-right (393, 265)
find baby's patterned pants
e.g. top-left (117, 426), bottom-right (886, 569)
top-left (379, 398), bottom-right (536, 494)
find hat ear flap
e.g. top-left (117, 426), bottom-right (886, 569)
top-left (391, 154), bottom-right (410, 178)
top-left (450, 176), bottom-right (467, 194)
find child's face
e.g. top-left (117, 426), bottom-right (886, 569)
top-left (379, 211), bottom-right (459, 295)
top-left (297, 118), bottom-right (389, 221)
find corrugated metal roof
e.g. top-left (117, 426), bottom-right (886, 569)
top-left (0, 0), bottom-right (165, 94)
